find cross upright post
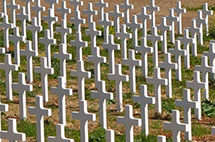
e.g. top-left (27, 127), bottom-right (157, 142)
top-left (110, 5), bottom-right (124, 34)
top-left (7, 0), bottom-right (20, 27)
top-left (195, 10), bottom-right (206, 46)
top-left (17, 6), bottom-right (28, 39)
top-left (119, 0), bottom-right (134, 26)
top-left (57, 1), bottom-right (71, 21)
top-left (32, 0), bottom-right (45, 26)
top-left (146, 0), bottom-right (159, 29)
top-left (201, 3), bottom-right (213, 36)
top-left (95, 0), bottom-right (108, 21)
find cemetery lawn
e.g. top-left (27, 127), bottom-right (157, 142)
top-left (1, 4), bottom-right (215, 142)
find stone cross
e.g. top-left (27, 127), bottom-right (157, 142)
top-left (186, 71), bottom-right (206, 120)
top-left (45, 0), bottom-right (58, 10)
top-left (116, 24), bottom-right (131, 60)
top-left (12, 73), bottom-right (33, 120)
top-left (122, 49), bottom-right (141, 93)
top-left (135, 37), bottom-right (153, 77)
top-left (173, 1), bottom-right (186, 34)
top-left (0, 54), bottom-right (18, 101)
top-left (119, 0), bottom-right (134, 26)
top-left (56, 19), bottom-right (72, 45)
top-left (117, 105), bottom-right (141, 142)
top-left (159, 53), bottom-right (177, 98)
top-left (0, 102), bottom-right (8, 142)
top-left (146, 67), bottom-right (167, 113)
top-left (0, 118), bottom-right (26, 142)
top-left (175, 89), bottom-right (198, 140)
top-left (28, 96), bottom-right (52, 142)
top-left (70, 32), bottom-right (88, 61)
top-left (51, 76), bottom-right (73, 125)
top-left (195, 10), bottom-right (206, 46)
top-left (137, 7), bottom-right (151, 39)
top-left (20, 41), bottom-right (37, 83)
top-left (0, 14), bottom-right (13, 51)
top-left (27, 17), bottom-right (42, 55)
top-left (146, 0), bottom-right (159, 28)
top-left (166, 9), bottom-right (179, 44)
top-left (70, 0), bottom-right (83, 11)
top-left (34, 57), bottom-right (54, 102)
top-left (201, 3), bottom-right (213, 36)
top-left (57, 1), bottom-right (71, 21)
top-left (103, 35), bottom-right (120, 73)
top-left (85, 22), bottom-right (101, 48)
top-left (187, 19), bottom-right (201, 57)
top-left (17, 6), bottom-right (28, 39)
top-left (32, 0), bottom-right (45, 26)
top-left (169, 40), bottom-right (186, 81)
top-left (106, 129), bottom-right (115, 142)
top-left (195, 56), bottom-right (214, 100)
top-left (53, 43), bottom-right (72, 79)
top-left (22, 0), bottom-right (34, 21)
top-left (110, 5), bottom-right (124, 34)
top-left (133, 84), bottom-right (155, 135)
top-left (70, 10), bottom-right (85, 33)
top-left (9, 27), bottom-right (24, 66)
top-left (91, 81), bottom-right (113, 129)
top-left (39, 29), bottom-right (56, 67)
top-left (178, 28), bottom-right (193, 69)
top-left (203, 41), bottom-right (215, 67)
top-left (83, 3), bottom-right (97, 27)
top-left (7, 0), bottom-right (20, 27)
top-left (98, 13), bottom-right (113, 43)
top-left (157, 135), bottom-right (166, 142)
top-left (108, 64), bottom-right (129, 112)
top-left (88, 46), bottom-right (106, 88)
top-left (71, 60), bottom-right (91, 101)
top-left (72, 100), bottom-right (96, 142)
top-left (48, 124), bottom-right (74, 142)
top-left (95, 0), bottom-right (108, 21)
top-left (147, 26), bottom-right (163, 67)
top-left (163, 110), bottom-right (188, 142)
top-left (157, 17), bottom-right (171, 53)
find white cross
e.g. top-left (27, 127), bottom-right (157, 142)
top-left (70, 10), bottom-right (85, 33)
top-left (27, 17), bottom-right (42, 55)
top-left (169, 40), bottom-right (186, 81)
top-left (157, 135), bottom-right (166, 142)
top-left (178, 28), bottom-right (193, 69)
top-left (108, 64), bottom-right (128, 112)
top-left (91, 80), bottom-right (113, 129)
top-left (119, 0), bottom-right (134, 26)
top-left (88, 46), bottom-right (106, 88)
top-left (103, 35), bottom-right (120, 73)
top-left (173, 1), bottom-right (186, 34)
top-left (175, 89), bottom-right (198, 140)
top-left (195, 56), bottom-right (214, 100)
top-left (32, 0), bottom-right (45, 26)
top-left (98, 13), bottom-right (113, 43)
top-left (71, 60), bottom-right (91, 101)
top-left (0, 14), bottom-right (13, 51)
top-left (110, 5), bottom-right (124, 34)
top-left (56, 19), bottom-right (72, 45)
top-left (85, 22), bottom-right (101, 48)
top-left (0, 102), bottom-right (8, 141)
top-left (7, 0), bottom-right (20, 27)
top-left (70, 0), bottom-right (83, 11)
top-left (157, 17), bottom-right (171, 53)
top-left (116, 24), bottom-right (131, 60)
top-left (137, 7), bottom-right (151, 39)
top-left (71, 32), bottom-right (88, 61)
top-left (28, 96), bottom-right (52, 142)
top-left (72, 100), bottom-right (96, 142)
top-left (146, 67), bottom-right (167, 113)
top-left (51, 76), bottom-right (72, 125)
top-left (9, 27), bottom-right (24, 66)
top-left (187, 19), bottom-right (201, 57)
top-left (133, 84), bottom-right (155, 135)
top-left (12, 73), bottom-right (33, 120)
top-left (128, 15), bottom-right (142, 48)
top-left (106, 129), bottom-right (114, 142)
top-left (122, 49), bottom-right (141, 93)
top-left (195, 10), bottom-right (206, 46)
top-left (166, 9), bottom-right (179, 44)
top-left (39, 29), bottom-right (56, 67)
top-left (22, 0), bottom-right (34, 21)
top-left (159, 53), bottom-right (177, 98)
top-left (135, 37), bottom-right (153, 77)
top-left (53, 43), bottom-right (72, 79)
top-left (186, 71), bottom-right (206, 120)
top-left (202, 3), bottom-right (213, 36)
top-left (0, 118), bottom-right (26, 142)
top-left (147, 26), bottom-right (163, 67)
top-left (146, 0), bottom-right (159, 28)
top-left (34, 57), bottom-right (54, 102)
top-left (163, 110), bottom-right (188, 142)
top-left (95, 0), bottom-right (108, 21)
top-left (117, 105), bottom-right (141, 142)
top-left (57, 1), bottom-right (71, 21)
top-left (45, 0), bottom-right (58, 10)
top-left (83, 3), bottom-right (97, 27)
top-left (20, 41), bottom-right (37, 83)
top-left (0, 54), bottom-right (18, 101)
top-left (203, 40), bottom-right (215, 67)
top-left (48, 124), bottom-right (74, 142)
top-left (17, 6), bottom-right (28, 39)
top-left (2, 0), bottom-right (7, 15)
